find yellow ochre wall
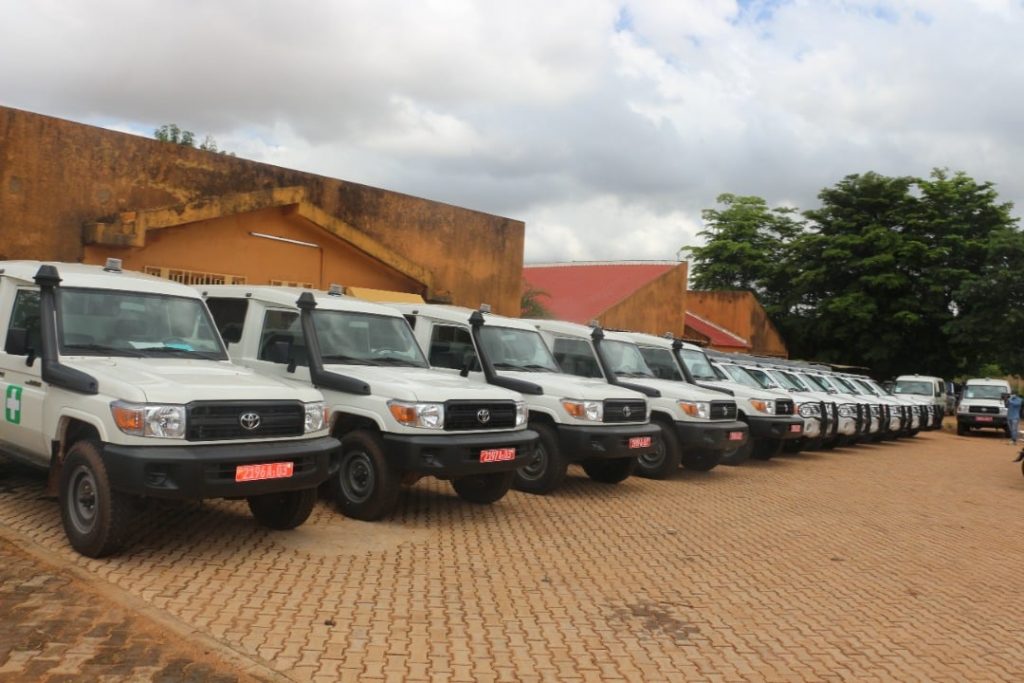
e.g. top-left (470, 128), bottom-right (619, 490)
top-left (0, 106), bottom-right (524, 314)
top-left (82, 206), bottom-right (426, 293)
top-left (686, 290), bottom-right (788, 358)
top-left (600, 263), bottom-right (689, 337)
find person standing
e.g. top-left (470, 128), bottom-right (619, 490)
top-left (1007, 391), bottom-right (1022, 446)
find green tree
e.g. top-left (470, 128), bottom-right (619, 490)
top-left (683, 194), bottom-right (803, 313)
top-left (154, 123), bottom-right (195, 146)
top-left (684, 170), bottom-right (1023, 378)
top-left (521, 281), bottom-right (552, 318)
top-left (154, 124), bottom-right (231, 155)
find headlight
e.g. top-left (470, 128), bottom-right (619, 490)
top-left (678, 400), bottom-right (709, 419)
top-left (798, 403), bottom-right (820, 417)
top-left (388, 400), bottom-right (444, 429)
top-left (515, 400), bottom-right (527, 427)
top-left (838, 403), bottom-right (856, 418)
top-left (749, 399), bottom-right (775, 414)
top-left (304, 402), bottom-right (327, 433)
top-left (111, 401), bottom-right (186, 438)
top-left (561, 399), bottom-right (603, 422)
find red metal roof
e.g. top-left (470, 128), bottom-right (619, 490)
top-left (522, 262), bottom-right (677, 323)
top-left (685, 311), bottom-right (751, 349)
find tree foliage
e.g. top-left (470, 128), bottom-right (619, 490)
top-left (521, 280), bottom-right (553, 318)
top-left (154, 124), bottom-right (230, 154)
top-left (685, 169), bottom-right (1024, 378)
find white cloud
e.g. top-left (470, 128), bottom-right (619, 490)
top-left (2, 0), bottom-right (1024, 262)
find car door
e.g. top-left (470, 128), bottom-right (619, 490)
top-left (0, 287), bottom-right (49, 463)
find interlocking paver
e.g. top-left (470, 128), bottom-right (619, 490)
top-left (2, 426), bottom-right (1024, 681)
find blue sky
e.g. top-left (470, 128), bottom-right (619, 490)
top-left (2, 0), bottom-right (1022, 262)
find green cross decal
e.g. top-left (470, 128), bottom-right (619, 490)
top-left (5, 385), bottom-right (22, 424)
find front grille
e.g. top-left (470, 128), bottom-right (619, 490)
top-left (604, 399), bottom-right (647, 423)
top-left (709, 401), bottom-right (737, 420)
top-left (775, 399), bottom-right (794, 416)
top-left (187, 401), bottom-right (305, 441)
top-left (204, 453), bottom-right (320, 482)
top-left (969, 406), bottom-right (999, 414)
top-left (444, 401), bottom-right (517, 430)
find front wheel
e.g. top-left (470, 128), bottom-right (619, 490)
top-left (751, 439), bottom-right (783, 461)
top-left (452, 471), bottom-right (514, 504)
top-left (634, 421), bottom-right (680, 479)
top-left (333, 430), bottom-right (400, 520)
top-left (59, 440), bottom-right (132, 558)
top-left (581, 457), bottom-right (634, 483)
top-left (719, 437), bottom-right (753, 466)
top-left (248, 488), bottom-right (317, 530)
top-left (514, 423), bottom-right (568, 494)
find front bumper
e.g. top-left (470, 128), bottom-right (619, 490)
top-left (103, 436), bottom-right (339, 499)
top-left (557, 422), bottom-right (661, 462)
top-left (746, 414), bottom-right (804, 441)
top-left (675, 420), bottom-right (749, 454)
top-left (382, 429), bottom-right (539, 477)
top-left (957, 414), bottom-right (1007, 429)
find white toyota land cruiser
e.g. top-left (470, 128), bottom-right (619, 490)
top-left (201, 286), bottom-right (538, 520)
top-left (530, 324), bottom-right (748, 477)
top-left (393, 304), bottom-right (660, 494)
top-left (0, 261), bottom-right (337, 557)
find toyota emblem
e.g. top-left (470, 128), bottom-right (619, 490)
top-left (239, 412), bottom-right (262, 431)
top-left (476, 409), bottom-right (491, 424)
top-left (622, 406), bottom-right (632, 418)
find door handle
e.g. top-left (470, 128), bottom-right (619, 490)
top-left (25, 379), bottom-right (42, 387)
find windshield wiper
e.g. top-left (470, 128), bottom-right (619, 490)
top-left (321, 354), bottom-right (374, 365)
top-left (62, 343), bottom-right (145, 357)
top-left (142, 347), bottom-right (224, 360)
top-left (520, 364), bottom-right (556, 372)
top-left (369, 357), bottom-right (425, 367)
top-left (617, 372), bottom-right (655, 379)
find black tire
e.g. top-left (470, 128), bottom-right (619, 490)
top-left (782, 440), bottom-right (803, 454)
top-left (248, 488), bottom-right (317, 530)
top-left (333, 430), bottom-right (400, 520)
top-left (634, 419), bottom-right (681, 479)
top-left (59, 440), bottom-right (132, 558)
top-left (956, 422), bottom-right (968, 436)
top-left (719, 436), bottom-right (753, 465)
top-left (751, 439), bottom-right (783, 461)
top-left (581, 457), bottom-right (634, 484)
top-left (681, 449), bottom-right (720, 472)
top-left (514, 422), bottom-right (568, 494)
top-left (803, 437), bottom-right (824, 451)
top-left (452, 471), bottom-right (514, 504)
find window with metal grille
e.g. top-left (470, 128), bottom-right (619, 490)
top-left (269, 280), bottom-right (314, 288)
top-left (144, 266), bottom-right (246, 286)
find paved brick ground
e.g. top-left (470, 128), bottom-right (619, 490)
top-left (1, 427), bottom-right (1023, 681)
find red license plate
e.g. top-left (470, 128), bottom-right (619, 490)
top-left (480, 447), bottom-right (516, 463)
top-left (790, 424), bottom-right (802, 433)
top-left (629, 436), bottom-right (652, 449)
top-left (728, 431), bottom-right (744, 441)
top-left (976, 416), bottom-right (993, 422)
top-left (235, 462), bottom-right (294, 482)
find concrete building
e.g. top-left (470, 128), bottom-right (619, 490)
top-left (0, 106), bottom-right (525, 316)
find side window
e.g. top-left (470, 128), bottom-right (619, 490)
top-left (258, 310), bottom-right (307, 366)
top-left (5, 289), bottom-right (41, 355)
top-left (428, 324), bottom-right (478, 370)
top-left (206, 298), bottom-right (248, 344)
top-left (552, 338), bottom-right (602, 378)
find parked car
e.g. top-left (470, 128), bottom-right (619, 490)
top-left (202, 286), bottom-right (538, 519)
top-left (393, 304), bottom-right (660, 494)
top-left (894, 374), bottom-right (946, 429)
top-left (0, 261), bottom-right (338, 557)
top-left (530, 324), bottom-right (748, 476)
top-left (956, 378), bottom-right (1012, 436)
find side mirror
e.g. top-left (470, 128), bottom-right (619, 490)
top-left (265, 339), bottom-right (292, 365)
top-left (5, 328), bottom-right (28, 356)
top-left (460, 352), bottom-right (477, 378)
